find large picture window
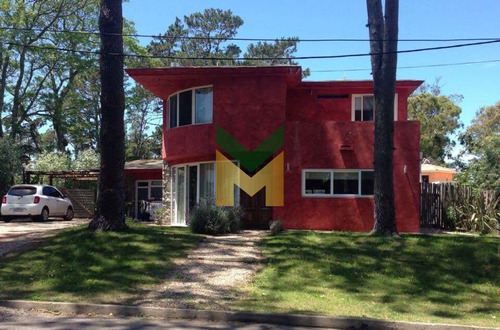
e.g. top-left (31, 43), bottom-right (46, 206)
top-left (303, 169), bottom-right (374, 197)
top-left (352, 94), bottom-right (398, 121)
top-left (169, 86), bottom-right (213, 128)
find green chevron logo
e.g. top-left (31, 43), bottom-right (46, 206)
top-left (216, 125), bottom-right (284, 172)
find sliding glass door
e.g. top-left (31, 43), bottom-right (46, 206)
top-left (171, 162), bottom-right (216, 226)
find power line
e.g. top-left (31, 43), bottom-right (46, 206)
top-left (311, 59), bottom-right (500, 73)
top-left (3, 39), bottom-right (500, 61)
top-left (1, 26), bottom-right (499, 43)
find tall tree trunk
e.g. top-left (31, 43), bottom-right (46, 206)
top-left (0, 45), bottom-right (10, 138)
top-left (366, 0), bottom-right (399, 236)
top-left (89, 0), bottom-right (126, 231)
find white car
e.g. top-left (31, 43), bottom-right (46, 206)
top-left (1, 184), bottom-right (74, 222)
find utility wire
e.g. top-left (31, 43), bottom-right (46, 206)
top-left (3, 39), bottom-right (500, 61)
top-left (1, 26), bottom-right (499, 43)
top-left (311, 59), bottom-right (500, 73)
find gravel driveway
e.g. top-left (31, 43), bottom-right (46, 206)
top-left (0, 218), bottom-right (88, 256)
top-left (137, 230), bottom-right (267, 310)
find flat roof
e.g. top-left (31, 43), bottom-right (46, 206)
top-left (421, 164), bottom-right (457, 173)
top-left (126, 65), bottom-right (423, 98)
top-left (124, 159), bottom-right (163, 171)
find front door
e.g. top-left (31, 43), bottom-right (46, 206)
top-left (239, 188), bottom-right (272, 229)
top-left (136, 182), bottom-right (149, 220)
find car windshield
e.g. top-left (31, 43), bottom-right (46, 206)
top-left (8, 186), bottom-right (37, 197)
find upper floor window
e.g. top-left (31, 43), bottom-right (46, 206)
top-left (169, 86), bottom-right (213, 129)
top-left (351, 94), bottom-right (398, 121)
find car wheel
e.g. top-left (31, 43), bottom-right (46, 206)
top-left (2, 216), bottom-right (12, 223)
top-left (64, 207), bottom-right (74, 221)
top-left (40, 207), bottom-right (49, 222)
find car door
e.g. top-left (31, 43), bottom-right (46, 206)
top-left (50, 188), bottom-right (66, 216)
top-left (42, 186), bottom-right (56, 215)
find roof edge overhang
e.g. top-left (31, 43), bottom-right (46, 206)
top-left (297, 80), bottom-right (424, 93)
top-left (126, 65), bottom-right (302, 77)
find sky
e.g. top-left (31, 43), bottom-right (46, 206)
top-left (123, 0), bottom-right (500, 129)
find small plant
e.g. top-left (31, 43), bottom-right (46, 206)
top-left (189, 198), bottom-right (243, 235)
top-left (269, 220), bottom-right (285, 236)
top-left (447, 190), bottom-right (500, 234)
top-left (153, 205), bottom-right (171, 224)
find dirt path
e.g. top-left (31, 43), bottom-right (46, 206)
top-left (136, 230), bottom-right (266, 310)
top-left (0, 218), bottom-right (88, 256)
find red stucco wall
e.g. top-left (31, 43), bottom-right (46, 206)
top-left (127, 66), bottom-right (422, 232)
top-left (273, 121), bottom-right (420, 232)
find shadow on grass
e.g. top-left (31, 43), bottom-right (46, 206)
top-left (0, 222), bottom-right (202, 304)
top-left (242, 231), bottom-right (500, 324)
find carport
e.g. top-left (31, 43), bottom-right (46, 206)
top-left (23, 170), bottom-right (99, 218)
top-left (23, 159), bottom-right (163, 219)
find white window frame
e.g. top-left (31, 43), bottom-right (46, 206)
top-left (351, 94), bottom-right (398, 121)
top-left (168, 85), bottom-right (213, 129)
top-left (302, 169), bottom-right (375, 198)
top-left (302, 169), bottom-right (333, 197)
top-left (135, 180), bottom-right (163, 219)
top-left (170, 161), bottom-right (217, 226)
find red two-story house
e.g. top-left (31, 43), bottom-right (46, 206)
top-left (127, 66), bottom-right (422, 232)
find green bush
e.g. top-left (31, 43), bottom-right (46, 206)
top-left (447, 191), bottom-right (500, 234)
top-left (151, 205), bottom-right (171, 224)
top-left (269, 220), bottom-right (285, 236)
top-left (189, 198), bottom-right (243, 235)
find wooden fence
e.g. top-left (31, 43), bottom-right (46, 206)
top-left (59, 188), bottom-right (96, 218)
top-left (420, 182), bottom-right (497, 229)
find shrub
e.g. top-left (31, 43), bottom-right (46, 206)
top-left (189, 198), bottom-right (243, 235)
top-left (153, 205), bottom-right (170, 224)
top-left (447, 190), bottom-right (500, 234)
top-left (269, 220), bottom-right (285, 236)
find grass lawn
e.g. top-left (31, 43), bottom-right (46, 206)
top-left (0, 221), bottom-right (201, 304)
top-left (236, 231), bottom-right (500, 327)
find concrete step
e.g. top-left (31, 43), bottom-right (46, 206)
top-left (203, 239), bottom-right (257, 246)
top-left (187, 255), bottom-right (262, 263)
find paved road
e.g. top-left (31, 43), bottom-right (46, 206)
top-left (0, 308), bottom-right (332, 330)
top-left (0, 218), bottom-right (88, 255)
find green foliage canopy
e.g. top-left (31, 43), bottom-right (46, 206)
top-left (457, 101), bottom-right (500, 191)
top-left (408, 82), bottom-right (463, 163)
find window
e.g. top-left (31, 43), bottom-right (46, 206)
top-left (51, 188), bottom-right (63, 198)
top-left (169, 94), bottom-right (178, 128)
top-left (354, 95), bottom-right (374, 121)
top-left (360, 171), bottom-right (374, 195)
top-left (9, 186), bottom-right (37, 196)
top-left (171, 162), bottom-right (219, 225)
top-left (303, 169), bottom-right (374, 197)
top-left (352, 94), bottom-right (398, 121)
top-left (150, 181), bottom-right (163, 200)
top-left (178, 90), bottom-right (192, 126)
top-left (195, 87), bottom-right (213, 123)
top-left (333, 171), bottom-right (358, 195)
top-left (199, 163), bottom-right (215, 200)
top-left (304, 171), bottom-right (331, 195)
top-left (168, 86), bottom-right (213, 128)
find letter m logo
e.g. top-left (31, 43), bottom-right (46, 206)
top-left (215, 125), bottom-right (284, 206)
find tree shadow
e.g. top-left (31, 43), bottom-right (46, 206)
top-left (242, 231), bottom-right (500, 324)
top-left (0, 223), bottom-right (202, 304)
